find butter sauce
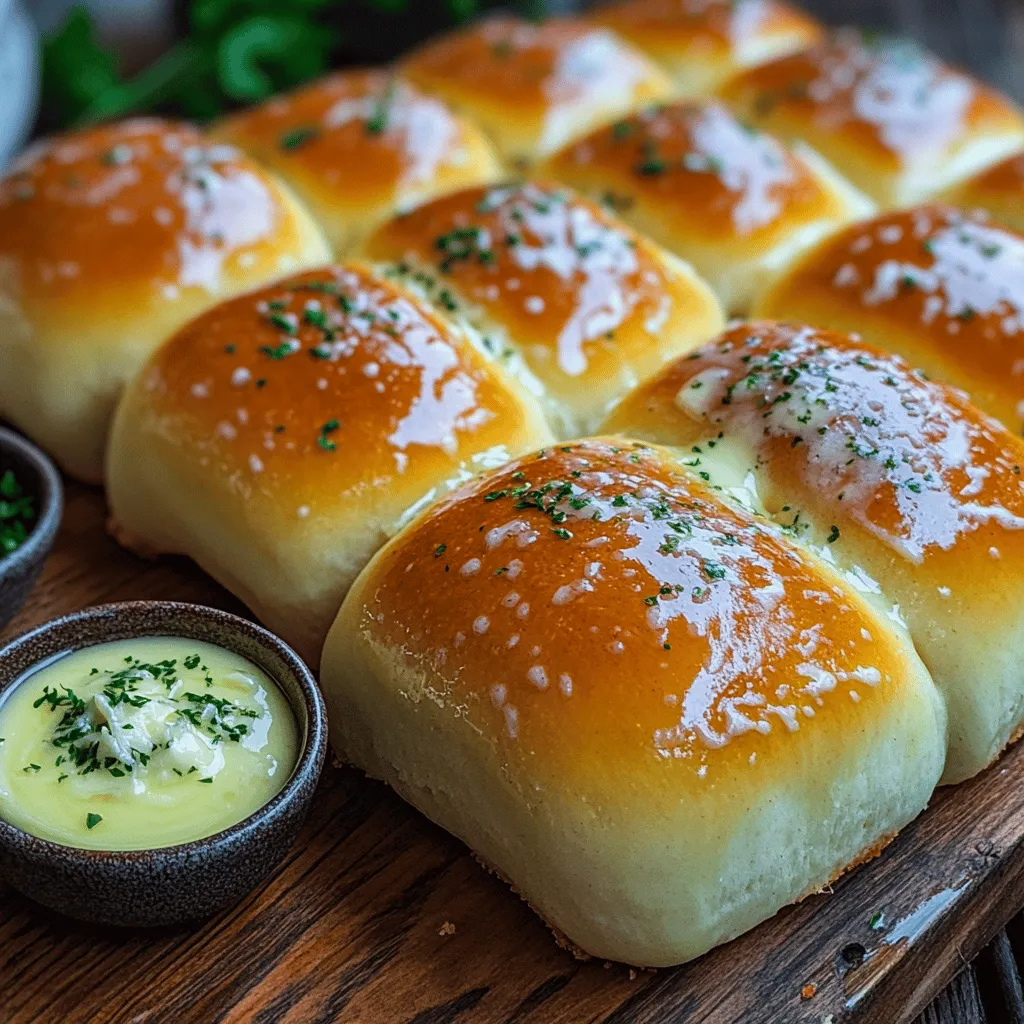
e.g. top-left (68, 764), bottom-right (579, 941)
top-left (0, 638), bottom-right (298, 850)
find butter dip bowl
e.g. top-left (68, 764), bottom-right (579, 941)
top-left (0, 601), bottom-right (327, 927)
top-left (0, 426), bottom-right (63, 632)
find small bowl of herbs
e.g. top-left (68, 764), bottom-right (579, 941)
top-left (0, 427), bottom-right (63, 631)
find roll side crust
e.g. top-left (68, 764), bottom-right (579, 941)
top-left (719, 30), bottom-right (1024, 208)
top-left (606, 321), bottom-right (1024, 782)
top-left (941, 152), bottom-right (1024, 235)
top-left (590, 0), bottom-right (823, 96)
top-left (401, 16), bottom-right (674, 167)
top-left (106, 262), bottom-right (553, 666)
top-left (753, 204), bottom-right (1024, 436)
top-left (211, 70), bottom-right (503, 256)
top-left (361, 182), bottom-right (724, 435)
top-left (321, 438), bottom-right (946, 965)
top-left (0, 117), bottom-right (330, 481)
top-left (540, 100), bottom-right (874, 313)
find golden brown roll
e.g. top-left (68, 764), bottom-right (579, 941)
top-left (401, 16), bottom-right (673, 167)
top-left (320, 438), bottom-right (945, 966)
top-left (361, 181), bottom-right (724, 435)
top-left (606, 321), bottom-right (1024, 783)
top-left (540, 99), bottom-right (874, 312)
top-left (941, 151), bottom-right (1024, 234)
top-left (107, 262), bottom-right (552, 666)
top-left (590, 0), bottom-right (823, 97)
top-left (719, 30), bottom-right (1024, 209)
top-left (753, 203), bottom-right (1024, 434)
top-left (210, 70), bottom-right (503, 256)
top-left (0, 117), bottom-right (330, 482)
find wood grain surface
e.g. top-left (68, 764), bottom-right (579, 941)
top-left (3, 481), bottom-right (1024, 1024)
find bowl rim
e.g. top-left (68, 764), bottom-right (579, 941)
top-left (0, 425), bottom-right (63, 580)
top-left (0, 599), bottom-right (327, 863)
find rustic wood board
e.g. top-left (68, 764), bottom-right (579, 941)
top-left (3, 481), bottom-right (1024, 1024)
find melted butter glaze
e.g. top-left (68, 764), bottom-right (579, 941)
top-left (366, 182), bottom-right (710, 386)
top-left (137, 263), bottom-right (531, 512)
top-left (760, 204), bottom-right (1024, 431)
top-left (0, 118), bottom-right (302, 321)
top-left (213, 71), bottom-right (497, 228)
top-left (593, 0), bottom-right (820, 54)
top-left (546, 100), bottom-right (837, 239)
top-left (362, 438), bottom-right (911, 782)
top-left (611, 322), bottom-right (1024, 565)
top-left (402, 17), bottom-right (670, 160)
top-left (722, 30), bottom-right (1018, 170)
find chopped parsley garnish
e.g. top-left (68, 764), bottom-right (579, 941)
top-left (86, 813), bottom-right (103, 830)
top-left (434, 226), bottom-right (496, 272)
top-left (317, 419), bottom-right (340, 451)
top-left (702, 560), bottom-right (726, 581)
top-left (636, 158), bottom-right (666, 176)
top-left (30, 656), bottom-right (262, 784)
top-left (0, 469), bottom-right (34, 556)
top-left (280, 126), bottom-right (320, 151)
top-left (259, 341), bottom-right (297, 360)
top-left (365, 82), bottom-right (396, 135)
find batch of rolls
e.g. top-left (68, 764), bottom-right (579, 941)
top-left (3, 0), bottom-right (1024, 969)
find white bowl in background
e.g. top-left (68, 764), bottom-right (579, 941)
top-left (0, 0), bottom-right (39, 172)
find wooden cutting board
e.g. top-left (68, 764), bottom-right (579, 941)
top-left (2, 480), bottom-right (1024, 1024)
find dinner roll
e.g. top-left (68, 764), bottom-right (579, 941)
top-left (719, 30), bottom-right (1024, 209)
top-left (606, 321), bottom-right (1024, 783)
top-left (941, 151), bottom-right (1024, 233)
top-left (540, 99), bottom-right (874, 313)
top-left (590, 0), bottom-right (822, 97)
top-left (107, 263), bottom-right (552, 667)
top-left (401, 16), bottom-right (673, 167)
top-left (211, 70), bottom-right (502, 256)
top-left (754, 204), bottom-right (1024, 434)
top-left (361, 182), bottom-right (724, 435)
top-left (0, 117), bottom-right (330, 483)
top-left (320, 438), bottom-right (945, 966)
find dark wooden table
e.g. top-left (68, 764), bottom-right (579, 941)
top-left (802, 5), bottom-right (1024, 1018)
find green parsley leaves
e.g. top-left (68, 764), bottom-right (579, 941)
top-left (0, 470), bottom-right (34, 556)
top-left (317, 420), bottom-right (341, 451)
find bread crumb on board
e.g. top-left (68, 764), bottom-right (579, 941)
top-left (801, 983), bottom-right (818, 1000)
top-left (438, 921), bottom-right (456, 936)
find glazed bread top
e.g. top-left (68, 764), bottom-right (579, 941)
top-left (344, 437), bottom-right (926, 791)
top-left (590, 0), bottom-right (822, 96)
top-left (605, 320), bottom-right (1024, 780)
top-left (362, 181), bottom-right (724, 432)
top-left (540, 100), bottom-right (873, 311)
top-left (401, 16), bottom-right (673, 166)
top-left (127, 262), bottom-right (542, 517)
top-left (941, 152), bottom-right (1024, 234)
top-left (753, 204), bottom-right (1024, 434)
top-left (0, 117), bottom-right (321, 333)
top-left (607, 321), bottom-right (1024, 573)
top-left (719, 30), bottom-right (1024, 207)
top-left (211, 70), bottom-right (502, 254)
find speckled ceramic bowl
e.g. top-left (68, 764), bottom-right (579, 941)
top-left (0, 601), bottom-right (327, 927)
top-left (0, 426), bottom-right (63, 631)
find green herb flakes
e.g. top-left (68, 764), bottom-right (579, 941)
top-left (0, 469), bottom-right (34, 556)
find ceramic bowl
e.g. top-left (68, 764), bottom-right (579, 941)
top-left (0, 601), bottom-right (327, 927)
top-left (0, 426), bottom-right (63, 632)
